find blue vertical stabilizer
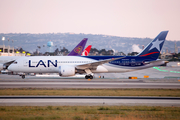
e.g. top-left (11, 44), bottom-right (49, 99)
top-left (137, 31), bottom-right (168, 59)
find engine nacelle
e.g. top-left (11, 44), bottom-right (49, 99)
top-left (59, 65), bottom-right (75, 77)
top-left (0, 64), bottom-right (4, 71)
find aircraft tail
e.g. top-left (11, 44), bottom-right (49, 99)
top-left (81, 45), bottom-right (92, 56)
top-left (137, 31), bottom-right (168, 59)
top-left (68, 38), bottom-right (88, 56)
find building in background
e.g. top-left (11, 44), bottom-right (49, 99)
top-left (0, 45), bottom-right (25, 56)
top-left (175, 41), bottom-right (178, 54)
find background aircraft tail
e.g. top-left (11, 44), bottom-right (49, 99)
top-left (81, 45), bottom-right (92, 56)
top-left (137, 31), bottom-right (168, 59)
top-left (68, 38), bottom-right (88, 56)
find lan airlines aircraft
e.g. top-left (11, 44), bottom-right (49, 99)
top-left (8, 31), bottom-right (168, 79)
top-left (0, 38), bottom-right (89, 71)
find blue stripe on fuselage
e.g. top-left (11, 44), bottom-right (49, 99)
top-left (82, 56), bottom-right (155, 67)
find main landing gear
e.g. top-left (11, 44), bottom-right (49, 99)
top-left (19, 74), bottom-right (25, 79)
top-left (85, 75), bottom-right (93, 79)
top-left (22, 75), bottom-right (25, 79)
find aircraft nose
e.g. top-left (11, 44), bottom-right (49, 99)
top-left (8, 64), bottom-right (14, 71)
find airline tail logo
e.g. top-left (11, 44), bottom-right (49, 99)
top-left (140, 38), bottom-right (163, 57)
top-left (82, 50), bottom-right (88, 56)
top-left (140, 52), bottom-right (159, 57)
top-left (148, 39), bottom-right (164, 51)
top-left (68, 38), bottom-right (88, 56)
top-left (81, 45), bottom-right (92, 56)
top-left (74, 46), bottom-right (83, 55)
top-left (138, 31), bottom-right (168, 59)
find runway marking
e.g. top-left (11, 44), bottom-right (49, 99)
top-left (0, 96), bottom-right (180, 100)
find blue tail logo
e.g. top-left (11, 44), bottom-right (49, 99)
top-left (138, 31), bottom-right (168, 59)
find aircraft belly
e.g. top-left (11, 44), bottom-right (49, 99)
top-left (91, 64), bottom-right (133, 73)
top-left (96, 62), bottom-right (165, 73)
top-left (103, 64), bottom-right (133, 73)
top-left (91, 65), bottom-right (108, 73)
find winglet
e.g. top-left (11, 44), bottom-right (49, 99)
top-left (68, 38), bottom-right (88, 56)
top-left (137, 31), bottom-right (168, 59)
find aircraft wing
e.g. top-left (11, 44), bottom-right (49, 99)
top-left (76, 57), bottom-right (125, 70)
top-left (144, 59), bottom-right (168, 64)
top-left (144, 59), bottom-right (169, 66)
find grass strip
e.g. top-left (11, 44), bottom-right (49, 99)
top-left (0, 106), bottom-right (180, 120)
top-left (0, 88), bottom-right (180, 97)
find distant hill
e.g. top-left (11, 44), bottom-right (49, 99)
top-left (0, 33), bottom-right (179, 54)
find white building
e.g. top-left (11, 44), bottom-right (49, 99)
top-left (0, 45), bottom-right (25, 56)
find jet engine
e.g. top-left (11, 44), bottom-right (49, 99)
top-left (59, 65), bottom-right (75, 77)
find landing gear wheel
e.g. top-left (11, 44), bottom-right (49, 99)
top-left (85, 75), bottom-right (93, 79)
top-left (89, 75), bottom-right (93, 79)
top-left (22, 75), bottom-right (25, 79)
top-left (85, 75), bottom-right (89, 79)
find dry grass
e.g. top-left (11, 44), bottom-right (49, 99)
top-left (0, 106), bottom-right (180, 120)
top-left (0, 88), bottom-right (180, 97)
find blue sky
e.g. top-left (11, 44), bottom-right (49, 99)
top-left (0, 0), bottom-right (180, 40)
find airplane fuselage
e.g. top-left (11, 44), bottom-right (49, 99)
top-left (8, 56), bottom-right (164, 73)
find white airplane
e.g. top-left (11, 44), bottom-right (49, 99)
top-left (0, 38), bottom-right (89, 71)
top-left (8, 31), bottom-right (169, 79)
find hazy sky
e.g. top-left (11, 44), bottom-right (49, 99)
top-left (0, 0), bottom-right (180, 40)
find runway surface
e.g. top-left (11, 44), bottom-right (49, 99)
top-left (1, 75), bottom-right (180, 106)
top-left (0, 74), bottom-right (180, 88)
top-left (0, 96), bottom-right (179, 106)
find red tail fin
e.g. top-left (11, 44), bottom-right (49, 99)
top-left (81, 45), bottom-right (92, 56)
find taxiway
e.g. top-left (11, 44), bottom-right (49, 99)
top-left (0, 74), bottom-right (180, 89)
top-left (0, 74), bottom-right (180, 106)
top-left (0, 96), bottom-right (179, 106)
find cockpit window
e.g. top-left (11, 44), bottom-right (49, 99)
top-left (14, 61), bottom-right (17, 64)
